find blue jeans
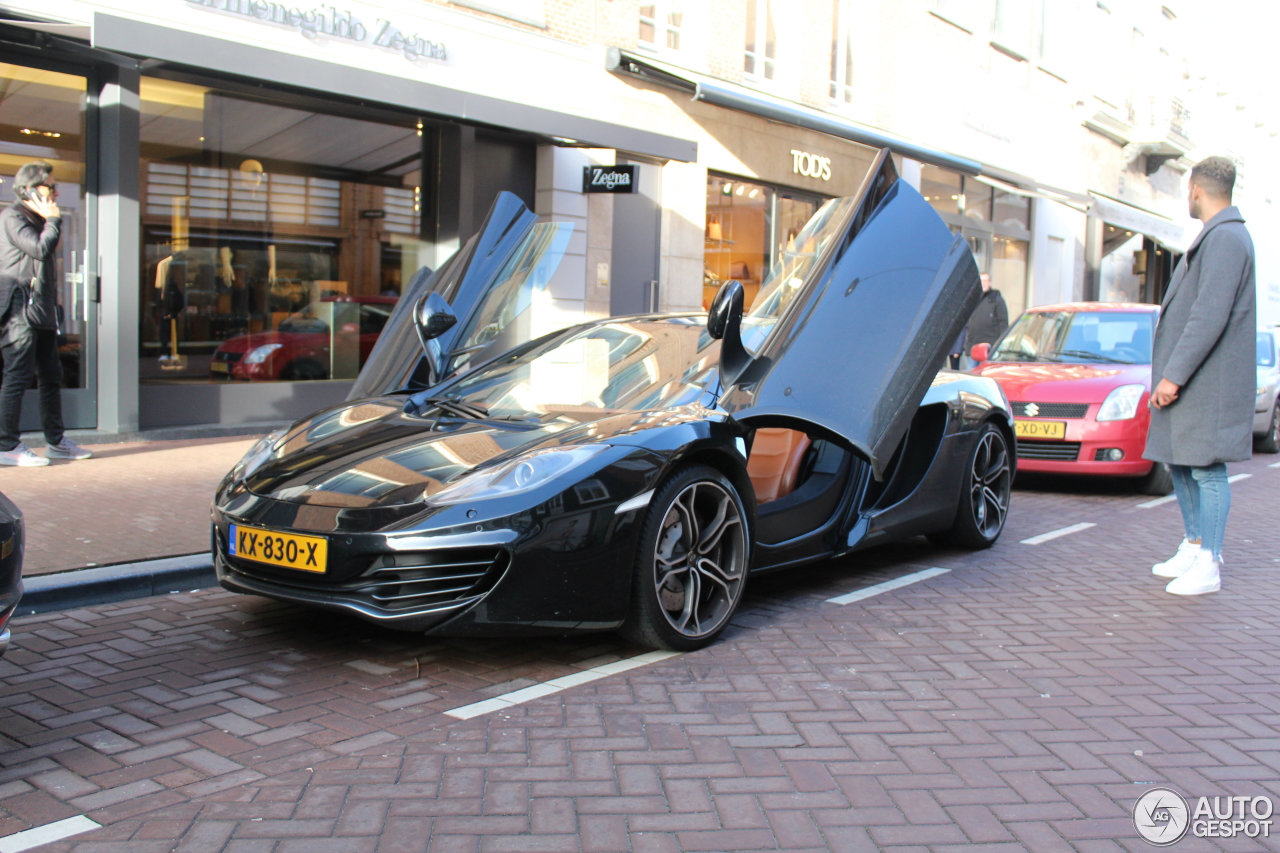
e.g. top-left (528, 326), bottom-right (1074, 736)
top-left (1169, 463), bottom-right (1231, 560)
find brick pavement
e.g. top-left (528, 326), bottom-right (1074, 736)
top-left (1, 437), bottom-right (258, 575)
top-left (1, 453), bottom-right (1279, 850)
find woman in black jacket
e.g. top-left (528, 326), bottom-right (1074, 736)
top-left (0, 162), bottom-right (91, 466)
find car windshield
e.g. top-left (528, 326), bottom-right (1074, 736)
top-left (990, 310), bottom-right (1154, 364)
top-left (739, 195), bottom-right (859, 352)
top-left (428, 319), bottom-right (719, 419)
top-left (1259, 332), bottom-right (1276, 367)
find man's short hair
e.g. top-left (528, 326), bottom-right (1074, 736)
top-left (1190, 156), bottom-right (1236, 201)
top-left (13, 162), bottom-right (53, 196)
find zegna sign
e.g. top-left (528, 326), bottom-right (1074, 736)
top-left (184, 0), bottom-right (448, 62)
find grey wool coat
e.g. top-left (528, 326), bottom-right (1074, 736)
top-left (1144, 206), bottom-right (1256, 466)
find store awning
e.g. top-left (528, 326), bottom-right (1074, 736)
top-left (1086, 192), bottom-right (1190, 253)
top-left (90, 14), bottom-right (697, 164)
top-left (607, 48), bottom-right (982, 176)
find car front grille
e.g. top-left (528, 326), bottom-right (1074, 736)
top-left (1017, 440), bottom-right (1082, 461)
top-left (352, 549), bottom-right (508, 612)
top-left (1010, 401), bottom-right (1089, 419)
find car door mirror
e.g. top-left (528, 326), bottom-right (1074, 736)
top-left (414, 291), bottom-right (457, 387)
top-left (708, 279), bottom-right (751, 385)
top-left (970, 342), bottom-right (990, 364)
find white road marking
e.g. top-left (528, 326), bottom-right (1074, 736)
top-left (1269, 461), bottom-right (1280, 468)
top-left (1228, 473), bottom-right (1252, 483)
top-left (1137, 495), bottom-right (1178, 509)
top-left (443, 651), bottom-right (680, 719)
top-left (826, 567), bottom-right (951, 606)
top-left (0, 816), bottom-right (100, 852)
top-left (1020, 522), bottom-right (1096, 545)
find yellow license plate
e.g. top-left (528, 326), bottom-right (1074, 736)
top-left (210, 362), bottom-right (229, 373)
top-left (1015, 419), bottom-right (1067, 440)
top-left (230, 523), bottom-right (327, 573)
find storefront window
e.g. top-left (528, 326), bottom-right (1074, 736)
top-left (993, 188), bottom-right (1030, 229)
top-left (704, 176), bottom-right (822, 311)
top-left (0, 63), bottom-right (87, 392)
top-left (138, 77), bottom-right (429, 383)
top-left (963, 176), bottom-right (992, 221)
top-left (993, 235), bottom-right (1029, 319)
top-left (921, 165), bottom-right (961, 216)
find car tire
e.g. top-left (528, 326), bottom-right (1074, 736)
top-left (929, 422), bottom-right (1012, 549)
top-left (621, 464), bottom-right (750, 651)
top-left (1256, 402), bottom-right (1280, 454)
top-left (1135, 461), bottom-right (1174, 496)
top-left (280, 359), bottom-right (328, 381)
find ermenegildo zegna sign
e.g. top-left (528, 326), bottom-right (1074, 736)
top-left (583, 165), bottom-right (637, 193)
top-left (184, 0), bottom-right (448, 61)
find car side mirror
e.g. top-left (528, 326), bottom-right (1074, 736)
top-left (970, 342), bottom-right (990, 364)
top-left (414, 291), bottom-right (457, 386)
top-left (708, 279), bottom-right (751, 385)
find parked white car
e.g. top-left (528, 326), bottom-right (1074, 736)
top-left (1256, 328), bottom-right (1280, 453)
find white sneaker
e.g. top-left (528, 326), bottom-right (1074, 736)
top-left (0, 442), bottom-right (50, 467)
top-left (45, 438), bottom-right (92, 460)
top-left (1152, 539), bottom-right (1201, 578)
top-left (1165, 551), bottom-right (1221, 596)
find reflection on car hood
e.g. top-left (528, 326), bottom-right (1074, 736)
top-left (241, 398), bottom-right (681, 508)
top-left (974, 362), bottom-right (1152, 401)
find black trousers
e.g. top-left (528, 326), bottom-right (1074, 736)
top-left (0, 294), bottom-right (64, 451)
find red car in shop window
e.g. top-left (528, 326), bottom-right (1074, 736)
top-left (210, 295), bottom-right (398, 381)
top-left (969, 301), bottom-right (1172, 495)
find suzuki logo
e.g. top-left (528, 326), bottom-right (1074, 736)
top-left (1023, 403), bottom-right (1040, 417)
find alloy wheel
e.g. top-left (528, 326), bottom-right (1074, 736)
top-left (651, 480), bottom-right (747, 640)
top-left (968, 429), bottom-right (1011, 539)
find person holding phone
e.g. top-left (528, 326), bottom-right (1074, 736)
top-left (0, 161), bottom-right (91, 466)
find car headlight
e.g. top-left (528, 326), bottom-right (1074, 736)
top-left (1096, 384), bottom-right (1145, 421)
top-left (245, 343), bottom-right (283, 365)
top-left (425, 444), bottom-right (611, 506)
top-left (231, 427), bottom-right (289, 480)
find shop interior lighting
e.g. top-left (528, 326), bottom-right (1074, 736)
top-left (19, 128), bottom-right (61, 138)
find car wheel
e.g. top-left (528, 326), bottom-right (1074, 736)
top-left (930, 423), bottom-right (1012, 549)
top-left (1257, 402), bottom-right (1280, 454)
top-left (280, 359), bottom-right (328, 381)
top-left (1135, 461), bottom-right (1174, 496)
top-left (622, 465), bottom-right (750, 651)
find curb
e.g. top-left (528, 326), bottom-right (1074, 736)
top-left (19, 554), bottom-right (218, 615)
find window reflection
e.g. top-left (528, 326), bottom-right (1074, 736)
top-left (138, 78), bottom-right (427, 383)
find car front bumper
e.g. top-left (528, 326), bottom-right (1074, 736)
top-left (1014, 414), bottom-right (1153, 477)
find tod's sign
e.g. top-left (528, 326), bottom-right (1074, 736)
top-left (790, 149), bottom-right (832, 182)
top-left (185, 0), bottom-right (448, 62)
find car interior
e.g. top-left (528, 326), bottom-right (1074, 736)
top-left (744, 403), bottom-right (952, 549)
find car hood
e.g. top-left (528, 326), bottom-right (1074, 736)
top-left (973, 362), bottom-right (1152, 402)
top-left (239, 397), bottom-right (675, 508)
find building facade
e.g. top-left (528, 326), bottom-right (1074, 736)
top-left (0, 0), bottom-right (1271, 436)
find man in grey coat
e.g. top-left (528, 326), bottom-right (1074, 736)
top-left (1145, 156), bottom-right (1255, 595)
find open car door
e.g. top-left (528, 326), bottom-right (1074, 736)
top-left (716, 150), bottom-right (980, 480)
top-left (350, 192), bottom-right (575, 399)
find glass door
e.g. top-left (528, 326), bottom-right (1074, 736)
top-left (0, 61), bottom-right (94, 430)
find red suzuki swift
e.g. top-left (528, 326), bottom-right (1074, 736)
top-left (970, 302), bottom-right (1171, 495)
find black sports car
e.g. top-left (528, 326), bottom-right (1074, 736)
top-left (212, 151), bottom-right (1015, 650)
top-left (0, 491), bottom-right (24, 659)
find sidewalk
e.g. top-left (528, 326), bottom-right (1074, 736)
top-left (2, 432), bottom-right (265, 609)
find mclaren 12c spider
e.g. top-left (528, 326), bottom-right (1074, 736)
top-left (211, 151), bottom-right (1016, 650)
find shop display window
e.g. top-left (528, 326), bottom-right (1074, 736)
top-left (704, 175), bottom-right (821, 311)
top-left (137, 76), bottom-right (428, 383)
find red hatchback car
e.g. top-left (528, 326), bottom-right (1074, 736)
top-left (210, 295), bottom-right (397, 381)
top-left (970, 302), bottom-right (1171, 495)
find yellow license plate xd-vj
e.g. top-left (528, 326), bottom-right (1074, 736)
top-left (1014, 419), bottom-right (1067, 440)
top-left (230, 523), bottom-right (327, 573)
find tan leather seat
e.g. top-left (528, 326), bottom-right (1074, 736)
top-left (746, 428), bottom-right (812, 503)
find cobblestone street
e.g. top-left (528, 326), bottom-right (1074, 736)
top-left (3, 453), bottom-right (1280, 851)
